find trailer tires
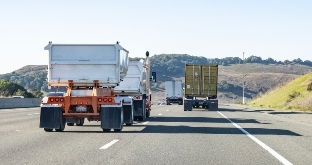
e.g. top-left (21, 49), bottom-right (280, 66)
top-left (138, 116), bottom-right (144, 121)
top-left (76, 118), bottom-right (84, 126)
top-left (146, 110), bottom-right (150, 118)
top-left (67, 123), bottom-right (74, 126)
top-left (44, 128), bottom-right (53, 132)
top-left (114, 125), bottom-right (123, 132)
top-left (103, 129), bottom-right (111, 132)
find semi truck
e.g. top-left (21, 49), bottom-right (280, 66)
top-left (183, 64), bottom-right (218, 111)
top-left (165, 80), bottom-right (183, 105)
top-left (114, 52), bottom-right (153, 124)
top-left (40, 42), bottom-right (132, 132)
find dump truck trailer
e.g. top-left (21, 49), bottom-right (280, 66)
top-left (184, 64), bottom-right (218, 111)
top-left (40, 42), bottom-right (130, 132)
top-left (114, 52), bottom-right (152, 124)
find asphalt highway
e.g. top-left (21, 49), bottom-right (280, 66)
top-left (0, 104), bottom-right (311, 165)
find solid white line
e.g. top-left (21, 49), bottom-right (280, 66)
top-left (217, 111), bottom-right (293, 165)
top-left (99, 139), bottom-right (119, 150)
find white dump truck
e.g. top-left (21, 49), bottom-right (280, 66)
top-left (115, 52), bottom-right (152, 124)
top-left (40, 42), bottom-right (130, 132)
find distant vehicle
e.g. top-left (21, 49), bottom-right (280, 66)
top-left (184, 64), bottom-right (218, 111)
top-left (165, 80), bottom-right (183, 105)
top-left (12, 96), bottom-right (24, 98)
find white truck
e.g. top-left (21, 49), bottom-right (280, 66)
top-left (114, 52), bottom-right (152, 124)
top-left (165, 80), bottom-right (183, 105)
top-left (40, 42), bottom-right (130, 132)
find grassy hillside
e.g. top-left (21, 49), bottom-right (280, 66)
top-left (249, 72), bottom-right (312, 111)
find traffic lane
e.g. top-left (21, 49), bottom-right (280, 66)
top-left (0, 107), bottom-right (102, 164)
top-left (102, 104), bottom-right (281, 165)
top-left (0, 105), bottom-right (282, 165)
top-left (0, 119), bottom-right (145, 164)
top-left (218, 105), bottom-right (312, 165)
top-left (0, 107), bottom-right (152, 165)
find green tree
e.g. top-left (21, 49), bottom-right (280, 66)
top-left (0, 79), bottom-right (36, 98)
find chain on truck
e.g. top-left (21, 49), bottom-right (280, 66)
top-left (39, 41), bottom-right (154, 132)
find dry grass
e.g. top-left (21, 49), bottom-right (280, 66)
top-left (249, 72), bottom-right (312, 111)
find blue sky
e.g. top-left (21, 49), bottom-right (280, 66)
top-left (0, 0), bottom-right (311, 74)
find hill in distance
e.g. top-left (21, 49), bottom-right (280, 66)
top-left (1, 54), bottom-right (312, 111)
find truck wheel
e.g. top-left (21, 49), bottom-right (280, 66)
top-left (146, 110), bottom-right (150, 118)
top-left (67, 123), bottom-right (74, 126)
top-left (76, 118), bottom-right (84, 126)
top-left (103, 129), bottom-right (111, 132)
top-left (44, 128), bottom-right (53, 132)
top-left (138, 116), bottom-right (144, 121)
top-left (114, 127), bottom-right (122, 132)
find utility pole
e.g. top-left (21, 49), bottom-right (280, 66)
top-left (243, 74), bottom-right (246, 104)
top-left (242, 52), bottom-right (245, 104)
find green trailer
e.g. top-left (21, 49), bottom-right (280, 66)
top-left (184, 64), bottom-right (218, 111)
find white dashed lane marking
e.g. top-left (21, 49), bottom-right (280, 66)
top-left (99, 139), bottom-right (119, 150)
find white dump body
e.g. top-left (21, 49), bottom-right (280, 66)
top-left (165, 80), bottom-right (183, 99)
top-left (114, 60), bottom-right (145, 94)
top-left (44, 43), bottom-right (129, 87)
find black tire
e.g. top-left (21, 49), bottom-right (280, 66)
top-left (114, 128), bottom-right (122, 132)
top-left (67, 123), bottom-right (74, 126)
top-left (44, 128), bottom-right (53, 132)
top-left (146, 110), bottom-right (150, 118)
top-left (138, 116), bottom-right (144, 121)
top-left (76, 118), bottom-right (84, 126)
top-left (103, 129), bottom-right (111, 132)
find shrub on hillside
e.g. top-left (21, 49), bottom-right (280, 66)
top-left (287, 91), bottom-right (301, 103)
top-left (307, 82), bottom-right (312, 91)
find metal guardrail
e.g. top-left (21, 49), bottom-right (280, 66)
top-left (0, 98), bottom-right (41, 109)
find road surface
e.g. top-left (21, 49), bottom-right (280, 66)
top-left (0, 104), bottom-right (311, 165)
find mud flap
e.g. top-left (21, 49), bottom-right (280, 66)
top-left (206, 99), bottom-right (218, 111)
top-left (39, 106), bottom-right (63, 129)
top-left (133, 95), bottom-right (146, 121)
top-left (123, 104), bottom-right (133, 125)
top-left (183, 99), bottom-right (193, 111)
top-left (100, 105), bottom-right (123, 130)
